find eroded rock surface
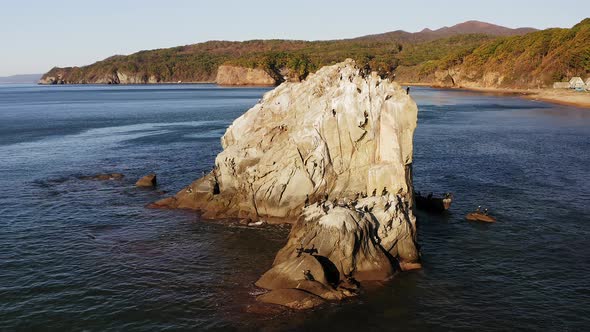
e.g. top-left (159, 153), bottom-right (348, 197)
top-left (152, 59), bottom-right (420, 309)
top-left (153, 59), bottom-right (417, 220)
top-left (254, 194), bottom-right (420, 308)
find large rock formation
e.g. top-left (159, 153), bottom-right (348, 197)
top-left (154, 59), bottom-right (417, 218)
top-left (215, 65), bottom-right (278, 86)
top-left (152, 59), bottom-right (420, 308)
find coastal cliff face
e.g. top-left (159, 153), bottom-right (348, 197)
top-left (152, 60), bottom-right (421, 308)
top-left (39, 70), bottom-right (161, 85)
top-left (396, 66), bottom-right (517, 89)
top-left (215, 65), bottom-right (278, 86)
top-left (39, 65), bottom-right (280, 86)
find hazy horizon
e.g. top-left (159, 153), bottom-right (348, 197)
top-left (1, 0), bottom-right (589, 76)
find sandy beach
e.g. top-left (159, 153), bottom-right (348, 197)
top-left (403, 83), bottom-right (590, 109)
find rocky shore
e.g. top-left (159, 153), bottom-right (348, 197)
top-left (151, 59), bottom-right (420, 309)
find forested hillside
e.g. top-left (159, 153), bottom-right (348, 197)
top-left (40, 19), bottom-right (589, 88)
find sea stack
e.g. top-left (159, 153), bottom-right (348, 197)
top-left (152, 59), bottom-right (420, 308)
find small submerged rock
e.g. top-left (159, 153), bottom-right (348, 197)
top-left (136, 174), bottom-right (157, 188)
top-left (256, 289), bottom-right (326, 310)
top-left (79, 173), bottom-right (124, 181)
top-left (466, 212), bottom-right (496, 223)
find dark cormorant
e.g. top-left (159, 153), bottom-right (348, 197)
top-left (384, 201), bottom-right (391, 210)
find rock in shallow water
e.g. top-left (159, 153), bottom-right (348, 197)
top-left (257, 288), bottom-right (326, 310)
top-left (79, 173), bottom-right (124, 181)
top-left (151, 59), bottom-right (420, 309)
top-left (136, 174), bottom-right (157, 187)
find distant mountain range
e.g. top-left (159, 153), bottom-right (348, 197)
top-left (0, 74), bottom-right (43, 84)
top-left (40, 19), bottom-right (589, 89)
top-left (353, 20), bottom-right (538, 42)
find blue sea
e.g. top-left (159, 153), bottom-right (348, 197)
top-left (0, 84), bottom-right (589, 331)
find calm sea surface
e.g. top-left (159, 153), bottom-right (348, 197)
top-left (0, 84), bottom-right (589, 331)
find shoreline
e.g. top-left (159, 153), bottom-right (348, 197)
top-left (35, 81), bottom-right (278, 88)
top-left (402, 83), bottom-right (590, 109)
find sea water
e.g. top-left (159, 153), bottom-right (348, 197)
top-left (0, 84), bottom-right (588, 331)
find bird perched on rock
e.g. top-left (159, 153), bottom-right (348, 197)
top-left (332, 198), bottom-right (338, 206)
top-left (303, 270), bottom-right (315, 281)
top-left (372, 188), bottom-right (377, 196)
top-left (296, 245), bottom-right (304, 257)
top-left (323, 204), bottom-right (330, 214)
top-left (384, 201), bottom-right (391, 211)
top-left (382, 187), bottom-right (388, 196)
top-left (361, 192), bottom-right (368, 198)
top-left (304, 195), bottom-right (310, 207)
top-left (186, 188), bottom-right (193, 194)
top-left (354, 192), bottom-right (360, 200)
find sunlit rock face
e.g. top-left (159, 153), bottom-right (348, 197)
top-left (152, 59), bottom-right (421, 309)
top-left (154, 59), bottom-right (418, 221)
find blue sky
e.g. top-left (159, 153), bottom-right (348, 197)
top-left (1, 0), bottom-right (589, 76)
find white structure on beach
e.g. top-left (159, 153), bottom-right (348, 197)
top-left (569, 77), bottom-right (585, 89)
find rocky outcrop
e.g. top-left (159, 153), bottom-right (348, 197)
top-left (38, 75), bottom-right (65, 85)
top-left (153, 59), bottom-right (417, 220)
top-left (136, 174), bottom-right (157, 187)
top-left (152, 59), bottom-right (420, 308)
top-left (215, 65), bottom-right (278, 86)
top-left (253, 193), bottom-right (420, 308)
